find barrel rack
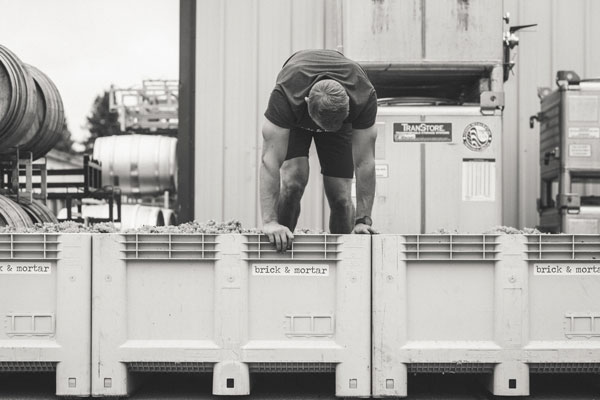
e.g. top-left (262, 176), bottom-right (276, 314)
top-left (0, 150), bottom-right (122, 224)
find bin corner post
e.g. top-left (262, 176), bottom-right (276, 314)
top-left (372, 235), bottom-right (408, 398)
top-left (91, 234), bottom-right (130, 397)
top-left (212, 234), bottom-right (250, 396)
top-left (489, 234), bottom-right (530, 396)
top-left (55, 233), bottom-right (93, 397)
top-left (334, 234), bottom-right (372, 398)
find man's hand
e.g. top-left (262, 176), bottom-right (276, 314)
top-left (352, 223), bottom-right (378, 234)
top-left (263, 221), bottom-right (294, 252)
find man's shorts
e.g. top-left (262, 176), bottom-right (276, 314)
top-left (285, 127), bottom-right (354, 179)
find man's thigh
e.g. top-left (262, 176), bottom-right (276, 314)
top-left (323, 175), bottom-right (353, 204)
top-left (313, 131), bottom-right (354, 179)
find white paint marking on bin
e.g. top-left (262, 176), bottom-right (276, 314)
top-left (0, 262), bottom-right (52, 274)
top-left (252, 264), bottom-right (329, 277)
top-left (534, 263), bottom-right (600, 276)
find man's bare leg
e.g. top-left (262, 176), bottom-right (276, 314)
top-left (278, 157), bottom-right (310, 232)
top-left (323, 176), bottom-right (355, 234)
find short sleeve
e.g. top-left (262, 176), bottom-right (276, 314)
top-left (352, 89), bottom-right (378, 130)
top-left (264, 88), bottom-right (295, 129)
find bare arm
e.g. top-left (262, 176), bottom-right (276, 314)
top-left (351, 124), bottom-right (378, 234)
top-left (260, 119), bottom-right (294, 250)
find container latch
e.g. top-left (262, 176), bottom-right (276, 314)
top-left (557, 193), bottom-right (581, 214)
top-left (480, 91), bottom-right (504, 115)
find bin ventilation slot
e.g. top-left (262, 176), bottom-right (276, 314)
top-left (249, 363), bottom-right (336, 373)
top-left (530, 363), bottom-right (600, 373)
top-left (127, 362), bottom-right (214, 373)
top-left (0, 362), bottom-right (56, 372)
top-left (403, 235), bottom-right (499, 261)
top-left (6, 313), bottom-right (55, 337)
top-left (285, 315), bottom-right (335, 337)
top-left (527, 235), bottom-right (600, 260)
top-left (0, 234), bottom-right (59, 260)
top-left (565, 313), bottom-right (600, 338)
top-left (408, 363), bottom-right (495, 373)
top-left (122, 234), bottom-right (219, 260)
top-left (244, 235), bottom-right (341, 261)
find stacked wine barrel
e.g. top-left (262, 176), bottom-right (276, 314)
top-left (0, 45), bottom-right (66, 159)
top-left (0, 44), bottom-right (65, 227)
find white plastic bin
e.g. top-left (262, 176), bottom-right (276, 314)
top-left (92, 234), bottom-right (371, 397)
top-left (372, 234), bottom-right (530, 397)
top-left (0, 234), bottom-right (92, 396)
top-left (525, 235), bottom-right (600, 371)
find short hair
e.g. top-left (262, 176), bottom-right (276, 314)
top-left (307, 79), bottom-right (349, 131)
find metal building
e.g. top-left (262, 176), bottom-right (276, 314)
top-left (179, 0), bottom-right (600, 232)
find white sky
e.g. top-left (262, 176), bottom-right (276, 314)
top-left (0, 0), bottom-right (179, 143)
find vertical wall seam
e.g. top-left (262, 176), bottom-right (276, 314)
top-left (421, 0), bottom-right (426, 59)
top-left (254, 0), bottom-right (261, 228)
top-left (516, 0), bottom-right (522, 227)
top-left (550, 0), bottom-right (556, 84)
top-left (220, 0), bottom-right (227, 222)
top-left (584, 0), bottom-right (590, 77)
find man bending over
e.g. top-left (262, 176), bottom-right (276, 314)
top-left (260, 49), bottom-right (378, 251)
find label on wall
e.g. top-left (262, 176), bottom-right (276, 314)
top-left (0, 262), bottom-right (51, 274)
top-left (534, 263), bottom-right (600, 276)
top-left (252, 264), bottom-right (329, 277)
top-left (569, 127), bottom-right (600, 138)
top-left (462, 159), bottom-right (496, 201)
top-left (375, 164), bottom-right (389, 178)
top-left (569, 144), bottom-right (592, 157)
top-left (393, 123), bottom-right (452, 142)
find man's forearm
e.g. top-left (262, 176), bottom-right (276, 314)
top-left (354, 161), bottom-right (376, 219)
top-left (259, 161), bottom-right (281, 224)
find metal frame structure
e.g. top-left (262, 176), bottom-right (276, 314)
top-left (0, 151), bottom-right (122, 224)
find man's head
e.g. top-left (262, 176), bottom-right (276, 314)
top-left (305, 79), bottom-right (349, 132)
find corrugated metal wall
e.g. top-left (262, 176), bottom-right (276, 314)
top-left (194, 0), bottom-right (330, 229)
top-left (503, 0), bottom-right (600, 229)
top-left (192, 0), bottom-right (600, 230)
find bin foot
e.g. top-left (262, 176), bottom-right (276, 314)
top-left (92, 362), bottom-right (140, 397)
top-left (212, 361), bottom-right (250, 395)
top-left (336, 361), bottom-right (371, 397)
top-left (373, 363), bottom-right (407, 398)
top-left (55, 361), bottom-right (91, 397)
top-left (488, 362), bottom-right (529, 396)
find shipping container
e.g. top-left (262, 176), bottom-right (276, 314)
top-left (371, 104), bottom-right (502, 234)
top-left (92, 233), bottom-right (370, 397)
top-left (0, 234), bottom-right (92, 397)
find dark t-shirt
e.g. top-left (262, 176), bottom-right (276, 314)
top-left (264, 49), bottom-right (377, 133)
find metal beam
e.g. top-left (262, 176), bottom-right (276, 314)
top-left (178, 0), bottom-right (196, 222)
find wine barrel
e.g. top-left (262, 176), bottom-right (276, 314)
top-left (0, 194), bottom-right (34, 228)
top-left (93, 135), bottom-right (177, 195)
top-left (57, 204), bottom-right (165, 230)
top-left (20, 65), bottom-right (65, 159)
top-left (14, 197), bottom-right (58, 224)
top-left (0, 45), bottom-right (37, 152)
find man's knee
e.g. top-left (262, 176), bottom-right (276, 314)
top-left (329, 195), bottom-right (353, 214)
top-left (281, 179), bottom-right (307, 200)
